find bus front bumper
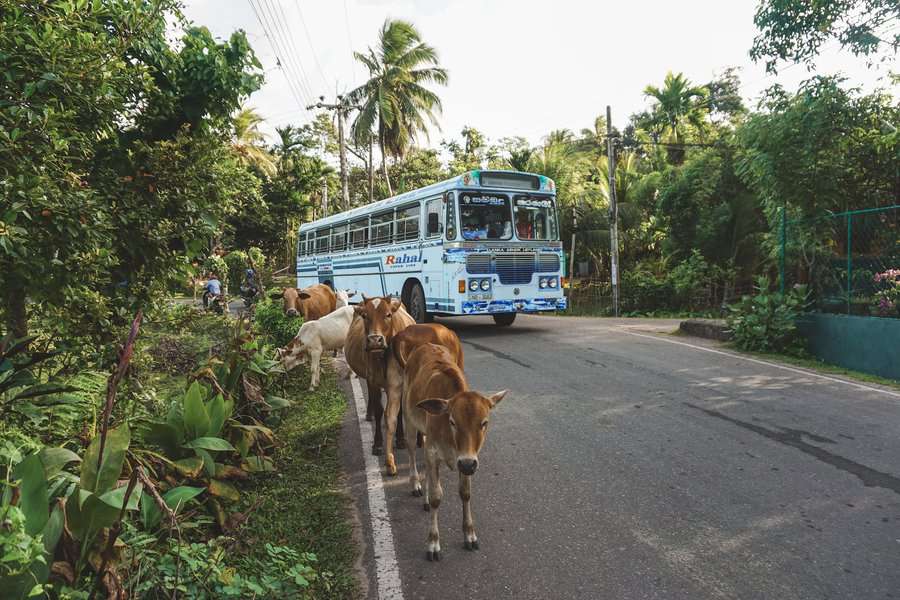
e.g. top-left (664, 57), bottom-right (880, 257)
top-left (460, 297), bottom-right (567, 315)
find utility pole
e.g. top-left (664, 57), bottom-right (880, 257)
top-left (307, 95), bottom-right (360, 211)
top-left (569, 204), bottom-right (577, 285)
top-left (368, 135), bottom-right (374, 203)
top-left (606, 105), bottom-right (620, 317)
top-left (321, 176), bottom-right (329, 217)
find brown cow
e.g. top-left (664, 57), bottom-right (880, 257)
top-left (282, 284), bottom-right (336, 321)
top-left (401, 343), bottom-right (507, 562)
top-left (343, 296), bottom-right (464, 476)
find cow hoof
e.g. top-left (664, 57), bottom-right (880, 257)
top-left (464, 540), bottom-right (479, 551)
top-left (423, 503), bottom-right (430, 512)
top-left (385, 467), bottom-right (397, 477)
top-left (426, 550), bottom-right (440, 562)
top-left (371, 445), bottom-right (383, 456)
top-left (411, 488), bottom-right (423, 497)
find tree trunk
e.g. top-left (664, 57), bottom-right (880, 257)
top-left (379, 127), bottom-right (393, 197)
top-left (368, 135), bottom-right (374, 203)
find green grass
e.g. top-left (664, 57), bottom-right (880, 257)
top-left (238, 368), bottom-right (358, 599)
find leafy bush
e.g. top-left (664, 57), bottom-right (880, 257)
top-left (728, 276), bottom-right (808, 354)
top-left (132, 537), bottom-right (320, 599)
top-left (254, 297), bottom-right (301, 348)
top-left (223, 251), bottom-right (248, 295)
top-left (0, 505), bottom-right (49, 599)
top-left (202, 255), bottom-right (229, 292)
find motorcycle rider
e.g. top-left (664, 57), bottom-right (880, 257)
top-left (240, 268), bottom-right (260, 305)
top-left (202, 272), bottom-right (223, 308)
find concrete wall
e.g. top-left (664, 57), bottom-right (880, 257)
top-left (797, 314), bottom-right (900, 381)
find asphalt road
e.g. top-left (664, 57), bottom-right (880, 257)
top-left (341, 315), bottom-right (900, 600)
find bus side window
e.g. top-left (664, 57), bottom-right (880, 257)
top-left (331, 224), bottom-right (348, 252)
top-left (396, 204), bottom-right (419, 242)
top-left (371, 211), bottom-right (393, 246)
top-left (425, 197), bottom-right (442, 238)
top-left (350, 218), bottom-right (369, 248)
top-left (315, 228), bottom-right (329, 254)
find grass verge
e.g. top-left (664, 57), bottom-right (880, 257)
top-left (734, 347), bottom-right (900, 391)
top-left (239, 366), bottom-right (358, 599)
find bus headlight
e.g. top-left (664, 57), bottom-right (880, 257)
top-left (469, 279), bottom-right (480, 291)
top-left (548, 277), bottom-right (558, 288)
top-left (480, 279), bottom-right (491, 291)
top-left (539, 278), bottom-right (548, 289)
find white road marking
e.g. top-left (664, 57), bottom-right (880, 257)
top-left (619, 329), bottom-right (900, 399)
top-left (350, 374), bottom-right (405, 600)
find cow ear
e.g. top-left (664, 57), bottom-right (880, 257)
top-left (485, 390), bottom-right (508, 408)
top-left (389, 297), bottom-right (402, 312)
top-left (361, 293), bottom-right (371, 302)
top-left (299, 292), bottom-right (311, 300)
top-left (417, 398), bottom-right (449, 415)
top-left (353, 304), bottom-right (366, 316)
top-left (347, 290), bottom-right (357, 298)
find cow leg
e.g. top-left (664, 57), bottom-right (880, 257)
top-left (383, 378), bottom-right (402, 476)
top-left (405, 422), bottom-right (421, 497)
top-left (425, 449), bottom-right (443, 561)
top-left (308, 347), bottom-right (322, 391)
top-left (368, 382), bottom-right (384, 455)
top-left (460, 473), bottom-right (478, 550)
top-left (395, 405), bottom-right (407, 450)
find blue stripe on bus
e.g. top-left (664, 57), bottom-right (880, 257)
top-left (333, 262), bottom-right (381, 270)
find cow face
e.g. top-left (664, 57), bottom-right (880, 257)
top-left (418, 390), bottom-right (508, 475)
top-left (354, 295), bottom-right (402, 352)
top-left (276, 337), bottom-right (305, 371)
top-left (282, 288), bottom-right (301, 317)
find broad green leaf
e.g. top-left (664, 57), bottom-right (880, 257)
top-left (38, 447), bottom-right (81, 479)
top-left (206, 393), bottom-right (229, 437)
top-left (265, 395), bottom-right (291, 410)
top-left (66, 491), bottom-right (118, 541)
top-left (195, 448), bottom-right (216, 478)
top-left (13, 454), bottom-right (48, 535)
top-left (41, 501), bottom-right (64, 555)
top-left (183, 382), bottom-right (209, 440)
top-left (207, 479), bottom-right (240, 502)
top-left (183, 437), bottom-right (235, 452)
top-left (146, 422), bottom-right (182, 457)
top-left (141, 485), bottom-right (204, 530)
top-left (242, 456), bottom-right (276, 473)
top-left (80, 424), bottom-right (130, 495)
top-left (98, 482), bottom-right (143, 512)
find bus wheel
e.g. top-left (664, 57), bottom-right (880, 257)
top-left (407, 282), bottom-right (429, 324)
top-left (492, 313), bottom-right (516, 326)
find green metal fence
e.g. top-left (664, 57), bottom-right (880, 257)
top-left (779, 205), bottom-right (900, 317)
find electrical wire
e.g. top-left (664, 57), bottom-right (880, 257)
top-left (247, 0), bottom-right (309, 109)
top-left (262, 0), bottom-right (316, 101)
top-left (293, 0), bottom-right (331, 90)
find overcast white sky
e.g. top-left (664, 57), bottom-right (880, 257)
top-left (181, 0), bottom-right (894, 150)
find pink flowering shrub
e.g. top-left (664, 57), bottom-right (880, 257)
top-left (872, 269), bottom-right (900, 317)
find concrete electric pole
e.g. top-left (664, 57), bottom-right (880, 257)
top-left (307, 95), bottom-right (359, 212)
top-left (606, 105), bottom-right (620, 317)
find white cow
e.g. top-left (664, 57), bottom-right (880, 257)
top-left (335, 289), bottom-right (357, 309)
top-left (276, 305), bottom-right (355, 390)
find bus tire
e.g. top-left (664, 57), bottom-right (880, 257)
top-left (492, 313), bottom-right (516, 326)
top-left (405, 281), bottom-right (429, 324)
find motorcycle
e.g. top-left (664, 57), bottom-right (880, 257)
top-left (202, 291), bottom-right (228, 315)
top-left (239, 283), bottom-right (260, 307)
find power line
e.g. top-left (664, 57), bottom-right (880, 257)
top-left (247, 0), bottom-right (304, 110)
top-left (293, 0), bottom-right (330, 90)
top-left (255, 0), bottom-right (313, 105)
top-left (342, 0), bottom-right (358, 88)
top-left (262, 0), bottom-right (316, 102)
top-left (247, 0), bottom-right (309, 109)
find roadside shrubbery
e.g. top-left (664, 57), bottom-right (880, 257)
top-left (254, 296), bottom-right (302, 347)
top-left (727, 276), bottom-right (808, 355)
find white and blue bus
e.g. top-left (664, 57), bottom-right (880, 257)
top-left (296, 170), bottom-right (567, 325)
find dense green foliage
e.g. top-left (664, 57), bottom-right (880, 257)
top-left (254, 297), bottom-right (303, 348)
top-left (728, 278), bottom-right (809, 354)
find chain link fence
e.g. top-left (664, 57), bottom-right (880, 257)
top-left (565, 277), bottom-right (750, 316)
top-left (779, 205), bottom-right (900, 317)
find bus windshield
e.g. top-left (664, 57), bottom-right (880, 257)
top-left (514, 196), bottom-right (558, 240)
top-left (459, 193), bottom-right (512, 240)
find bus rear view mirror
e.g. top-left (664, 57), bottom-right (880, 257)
top-left (427, 212), bottom-right (441, 234)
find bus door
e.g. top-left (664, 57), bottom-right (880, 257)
top-left (421, 195), bottom-right (445, 312)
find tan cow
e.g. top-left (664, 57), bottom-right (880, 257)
top-left (402, 342), bottom-right (507, 561)
top-left (341, 296), bottom-right (464, 476)
top-left (282, 284), bottom-right (336, 321)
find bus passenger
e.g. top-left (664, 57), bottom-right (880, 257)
top-left (516, 211), bottom-right (534, 238)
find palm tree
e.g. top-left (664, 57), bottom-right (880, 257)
top-left (232, 107), bottom-right (276, 176)
top-left (346, 19), bottom-right (448, 197)
top-left (643, 72), bottom-right (709, 163)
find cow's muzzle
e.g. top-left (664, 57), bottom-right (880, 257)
top-left (457, 457), bottom-right (478, 475)
top-left (286, 308), bottom-right (299, 317)
top-left (365, 334), bottom-right (387, 351)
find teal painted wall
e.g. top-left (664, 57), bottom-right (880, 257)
top-left (798, 314), bottom-right (900, 381)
